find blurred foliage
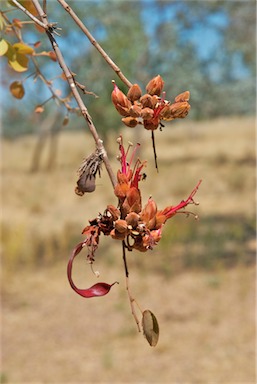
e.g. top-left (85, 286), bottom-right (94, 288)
top-left (0, 0), bottom-right (256, 137)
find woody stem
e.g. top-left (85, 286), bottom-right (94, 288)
top-left (28, 0), bottom-right (117, 189)
top-left (151, 131), bottom-right (158, 172)
top-left (57, 0), bottom-right (132, 88)
top-left (122, 241), bottom-right (141, 332)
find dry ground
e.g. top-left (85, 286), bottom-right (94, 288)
top-left (1, 116), bottom-right (256, 383)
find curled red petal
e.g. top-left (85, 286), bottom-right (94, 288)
top-left (67, 242), bottom-right (118, 298)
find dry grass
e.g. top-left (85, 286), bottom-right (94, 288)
top-left (2, 262), bottom-right (255, 383)
top-left (1, 116), bottom-right (256, 383)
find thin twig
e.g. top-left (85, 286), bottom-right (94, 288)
top-left (32, 0), bottom-right (48, 26)
top-left (11, 0), bottom-right (47, 29)
top-left (122, 241), bottom-right (141, 332)
top-left (57, 0), bottom-right (133, 89)
top-left (151, 130), bottom-right (159, 172)
top-left (26, 0), bottom-right (117, 189)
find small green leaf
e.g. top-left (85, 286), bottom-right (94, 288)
top-left (142, 309), bottom-right (159, 347)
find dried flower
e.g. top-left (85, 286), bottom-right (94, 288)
top-left (111, 76), bottom-right (191, 132)
top-left (127, 83), bottom-right (142, 102)
top-left (122, 116), bottom-right (138, 128)
top-left (68, 138), bottom-right (201, 301)
top-left (111, 81), bottom-right (132, 116)
top-left (146, 75), bottom-right (165, 96)
top-left (175, 91), bottom-right (190, 103)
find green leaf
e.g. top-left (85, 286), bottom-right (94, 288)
top-left (142, 309), bottom-right (159, 347)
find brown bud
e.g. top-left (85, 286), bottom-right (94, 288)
top-left (129, 104), bottom-right (142, 117)
top-left (175, 91), bottom-right (190, 103)
top-left (140, 107), bottom-right (154, 120)
top-left (143, 119), bottom-right (159, 131)
top-left (110, 228), bottom-right (126, 240)
top-left (117, 170), bottom-right (128, 184)
top-left (159, 105), bottom-right (173, 121)
top-left (114, 171), bottom-right (129, 199)
top-left (13, 18), bottom-right (23, 29)
top-left (140, 197), bottom-right (157, 224)
top-left (146, 75), bottom-right (164, 96)
top-left (169, 101), bottom-right (191, 118)
top-left (114, 183), bottom-right (128, 200)
top-left (107, 205), bottom-right (120, 221)
top-left (122, 187), bottom-right (141, 215)
top-left (150, 229), bottom-right (162, 243)
top-left (125, 212), bottom-right (139, 228)
top-left (133, 237), bottom-right (148, 252)
top-left (111, 82), bottom-right (132, 116)
top-left (122, 116), bottom-right (138, 128)
top-left (114, 219), bottom-right (128, 233)
top-left (127, 84), bottom-right (142, 102)
top-left (151, 95), bottom-right (159, 108)
top-left (115, 104), bottom-right (131, 117)
top-left (155, 212), bottom-right (167, 229)
top-left (140, 94), bottom-right (156, 109)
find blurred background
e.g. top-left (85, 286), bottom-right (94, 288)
top-left (1, 1), bottom-right (256, 383)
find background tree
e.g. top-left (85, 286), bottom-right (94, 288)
top-left (1, 0), bottom-right (255, 139)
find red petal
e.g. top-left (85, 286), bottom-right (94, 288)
top-left (67, 242), bottom-right (118, 298)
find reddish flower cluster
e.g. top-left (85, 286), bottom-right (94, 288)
top-left (111, 75), bottom-right (191, 131)
top-left (77, 137), bottom-right (201, 261)
top-left (68, 137), bottom-right (201, 299)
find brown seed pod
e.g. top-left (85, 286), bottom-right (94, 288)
top-left (175, 91), bottom-right (190, 103)
top-left (146, 75), bottom-right (164, 96)
top-left (127, 83), bottom-right (142, 102)
top-left (140, 107), bottom-right (154, 120)
top-left (122, 116), bottom-right (138, 128)
top-left (140, 94), bottom-right (156, 109)
top-left (129, 104), bottom-right (142, 117)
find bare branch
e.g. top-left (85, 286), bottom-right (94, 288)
top-left (57, 0), bottom-right (133, 89)
top-left (11, 0), bottom-right (47, 29)
top-left (25, 0), bottom-right (117, 189)
top-left (122, 241), bottom-right (141, 332)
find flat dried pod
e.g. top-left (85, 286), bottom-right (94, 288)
top-left (75, 149), bottom-right (103, 195)
top-left (142, 309), bottom-right (159, 347)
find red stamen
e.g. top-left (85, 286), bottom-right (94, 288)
top-left (153, 92), bottom-right (166, 119)
top-left (131, 161), bottom-right (145, 189)
top-left (164, 180), bottom-right (202, 218)
top-left (128, 143), bottom-right (140, 169)
top-left (119, 140), bottom-right (127, 174)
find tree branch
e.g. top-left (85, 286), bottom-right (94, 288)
top-left (11, 0), bottom-right (47, 29)
top-left (122, 241), bottom-right (141, 332)
top-left (26, 0), bottom-right (117, 188)
top-left (57, 0), bottom-right (133, 89)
